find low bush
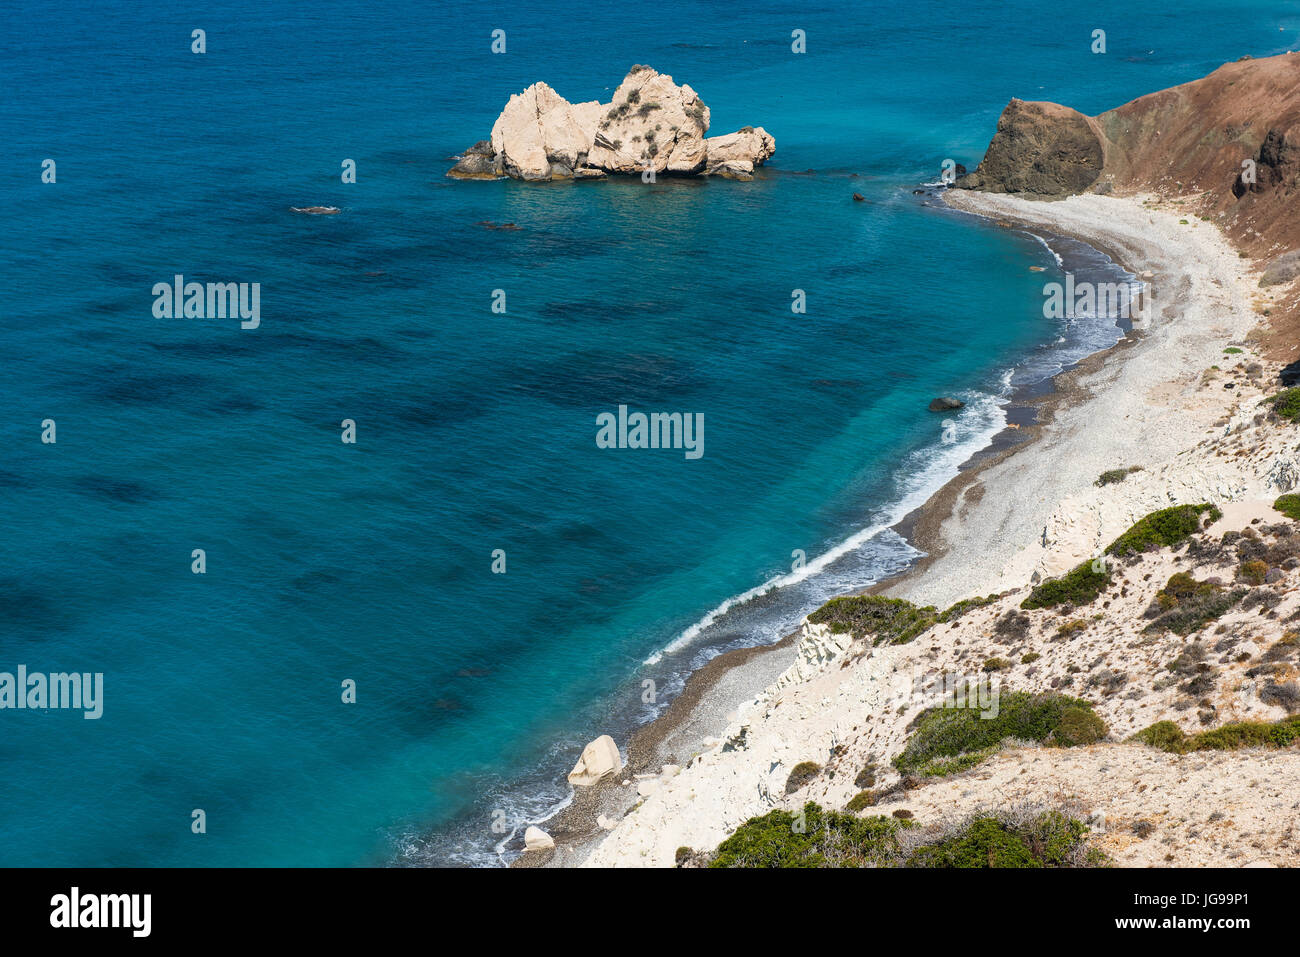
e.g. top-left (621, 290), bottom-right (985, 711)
top-left (708, 803), bottom-right (910, 867)
top-left (893, 692), bottom-right (1106, 776)
top-left (785, 761), bottom-right (821, 794)
top-left (1022, 562), bottom-right (1110, 610)
top-left (1133, 715), bottom-right (1300, 754)
top-left (709, 804), bottom-right (1103, 868)
top-left (807, 595), bottom-right (938, 646)
top-left (1105, 504), bottom-right (1222, 557)
top-left (1096, 466), bottom-right (1142, 487)
top-left (1269, 388), bottom-right (1300, 422)
top-left (1274, 494), bottom-right (1300, 521)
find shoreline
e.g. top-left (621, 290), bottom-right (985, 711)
top-left (520, 186), bottom-right (1224, 867)
top-left (565, 187), bottom-right (1269, 866)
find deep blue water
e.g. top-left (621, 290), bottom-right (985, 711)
top-left (3, 0), bottom-right (1296, 866)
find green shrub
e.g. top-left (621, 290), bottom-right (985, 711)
top-left (845, 790), bottom-right (876, 812)
top-left (1055, 705), bottom-right (1108, 746)
top-left (1022, 652), bottom-right (1041, 664)
top-left (1269, 388), bottom-right (1300, 422)
top-left (709, 803), bottom-right (910, 868)
top-left (937, 594), bottom-right (1002, 623)
top-left (1237, 560), bottom-right (1268, 586)
top-left (1022, 561), bottom-right (1110, 609)
top-left (1223, 347), bottom-right (1244, 355)
top-left (1275, 494), bottom-right (1300, 520)
top-left (905, 810), bottom-right (1099, 868)
top-left (893, 692), bottom-right (1107, 776)
top-left (709, 804), bottom-right (1103, 868)
top-left (785, 761), bottom-right (821, 794)
top-left (807, 595), bottom-right (938, 646)
top-left (1105, 504), bottom-right (1222, 557)
top-left (983, 657), bottom-right (1011, 672)
top-left (854, 763), bottom-right (877, 789)
top-left (1133, 715), bottom-right (1300, 754)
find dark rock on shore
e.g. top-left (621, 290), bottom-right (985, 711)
top-left (954, 99), bottom-right (1104, 197)
top-left (447, 140), bottom-right (504, 180)
top-left (928, 396), bottom-right (965, 412)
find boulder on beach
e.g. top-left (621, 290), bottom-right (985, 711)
top-left (523, 826), bottom-right (555, 851)
top-left (567, 734), bottom-right (623, 786)
top-left (447, 65), bottom-right (774, 182)
top-left (928, 396), bottom-right (965, 412)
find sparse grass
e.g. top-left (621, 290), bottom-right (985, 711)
top-left (1105, 504), bottom-right (1222, 557)
top-left (893, 691), bottom-right (1106, 776)
top-left (1147, 573), bottom-right (1245, 636)
top-left (1022, 562), bottom-right (1110, 610)
top-left (1096, 466), bottom-right (1143, 487)
top-left (785, 761), bottom-right (821, 794)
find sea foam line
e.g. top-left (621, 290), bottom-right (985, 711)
top-left (643, 390), bottom-right (1009, 665)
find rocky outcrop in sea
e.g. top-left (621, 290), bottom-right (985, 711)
top-left (447, 65), bottom-right (775, 182)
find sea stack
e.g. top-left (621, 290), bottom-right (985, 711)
top-left (447, 65), bottom-right (775, 182)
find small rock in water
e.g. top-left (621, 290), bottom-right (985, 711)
top-left (928, 396), bottom-right (965, 412)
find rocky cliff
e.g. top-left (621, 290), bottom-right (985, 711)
top-left (958, 51), bottom-right (1300, 355)
top-left (447, 65), bottom-right (774, 182)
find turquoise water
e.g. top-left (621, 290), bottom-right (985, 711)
top-left (3, 0), bottom-right (1295, 866)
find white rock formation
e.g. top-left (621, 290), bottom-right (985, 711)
top-left (448, 66), bottom-right (774, 181)
top-left (523, 826), bottom-right (555, 851)
top-left (585, 66), bottom-right (711, 175)
top-left (487, 82), bottom-right (603, 180)
top-left (567, 734), bottom-right (623, 786)
top-left (704, 127), bottom-right (776, 179)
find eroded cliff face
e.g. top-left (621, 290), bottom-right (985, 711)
top-left (960, 55), bottom-right (1300, 241)
top-left (958, 52), bottom-right (1300, 356)
top-left (955, 99), bottom-right (1106, 197)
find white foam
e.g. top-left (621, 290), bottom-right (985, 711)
top-left (643, 390), bottom-right (1009, 665)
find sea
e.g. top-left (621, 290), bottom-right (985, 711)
top-left (2, 0), bottom-right (1295, 866)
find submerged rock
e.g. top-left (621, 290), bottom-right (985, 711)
top-left (447, 66), bottom-right (773, 182)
